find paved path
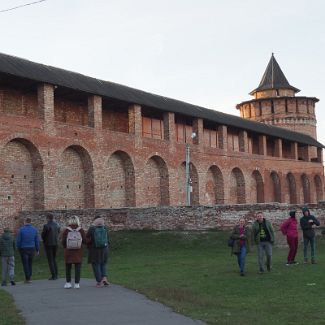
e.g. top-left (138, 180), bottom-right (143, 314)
top-left (3, 279), bottom-right (205, 325)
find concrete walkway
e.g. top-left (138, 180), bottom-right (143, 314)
top-left (3, 279), bottom-right (206, 325)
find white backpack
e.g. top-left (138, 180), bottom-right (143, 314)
top-left (66, 227), bottom-right (82, 249)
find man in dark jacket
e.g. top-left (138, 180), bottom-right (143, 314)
top-left (41, 213), bottom-right (60, 280)
top-left (0, 228), bottom-right (16, 286)
top-left (300, 207), bottom-right (320, 264)
top-left (16, 217), bottom-right (40, 283)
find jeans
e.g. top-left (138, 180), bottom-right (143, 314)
top-left (44, 245), bottom-right (58, 279)
top-left (20, 248), bottom-right (35, 281)
top-left (287, 236), bottom-right (298, 263)
top-left (257, 241), bottom-right (272, 272)
top-left (92, 262), bottom-right (107, 283)
top-left (65, 263), bottom-right (81, 283)
top-left (237, 244), bottom-right (247, 273)
top-left (303, 236), bottom-right (316, 261)
top-left (1, 256), bottom-right (15, 282)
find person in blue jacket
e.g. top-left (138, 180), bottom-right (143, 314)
top-left (16, 217), bottom-right (40, 283)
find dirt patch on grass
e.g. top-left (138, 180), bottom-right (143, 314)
top-left (146, 287), bottom-right (214, 308)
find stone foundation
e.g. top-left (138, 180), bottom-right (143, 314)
top-left (14, 203), bottom-right (325, 236)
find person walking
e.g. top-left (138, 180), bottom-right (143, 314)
top-left (16, 217), bottom-right (40, 283)
top-left (300, 207), bottom-right (320, 264)
top-left (280, 211), bottom-right (299, 266)
top-left (41, 213), bottom-right (60, 280)
top-left (230, 217), bottom-right (251, 276)
top-left (252, 212), bottom-right (275, 274)
top-left (86, 216), bottom-right (109, 287)
top-left (61, 216), bottom-right (86, 289)
top-left (0, 227), bottom-right (16, 286)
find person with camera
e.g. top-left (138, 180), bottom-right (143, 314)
top-left (300, 207), bottom-right (320, 264)
top-left (230, 217), bottom-right (251, 276)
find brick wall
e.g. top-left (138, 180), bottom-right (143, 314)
top-left (55, 95), bottom-right (88, 126)
top-left (0, 82), bottom-right (324, 231)
top-left (0, 87), bottom-right (39, 118)
top-left (105, 151), bottom-right (135, 208)
top-left (16, 203), bottom-right (325, 239)
top-left (57, 147), bottom-right (85, 209)
top-left (238, 97), bottom-right (318, 140)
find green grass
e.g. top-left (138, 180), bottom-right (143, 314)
top-left (1, 230), bottom-right (325, 325)
top-left (0, 290), bottom-right (24, 325)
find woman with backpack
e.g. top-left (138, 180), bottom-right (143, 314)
top-left (230, 217), bottom-right (251, 276)
top-left (61, 216), bottom-right (86, 289)
top-left (86, 216), bottom-right (109, 288)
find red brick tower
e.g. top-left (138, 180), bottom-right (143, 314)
top-left (236, 54), bottom-right (319, 139)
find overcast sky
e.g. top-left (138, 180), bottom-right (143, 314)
top-left (1, 0), bottom-right (325, 145)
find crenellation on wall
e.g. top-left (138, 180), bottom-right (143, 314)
top-left (38, 83), bottom-right (55, 135)
top-left (88, 95), bottom-right (102, 130)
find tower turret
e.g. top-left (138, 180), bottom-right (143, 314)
top-left (236, 54), bottom-right (319, 139)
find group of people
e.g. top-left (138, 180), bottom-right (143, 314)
top-left (1, 208), bottom-right (321, 284)
top-left (230, 207), bottom-right (321, 276)
top-left (0, 213), bottom-right (109, 289)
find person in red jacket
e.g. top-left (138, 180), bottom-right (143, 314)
top-left (280, 211), bottom-right (299, 266)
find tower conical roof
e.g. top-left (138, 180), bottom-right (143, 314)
top-left (250, 54), bottom-right (300, 95)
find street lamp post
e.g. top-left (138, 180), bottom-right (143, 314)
top-left (185, 143), bottom-right (191, 206)
top-left (185, 132), bottom-right (196, 206)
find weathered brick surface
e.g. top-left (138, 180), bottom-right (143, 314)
top-left (17, 203), bottom-right (325, 238)
top-left (238, 97), bottom-right (318, 140)
top-left (0, 74), bottom-right (324, 233)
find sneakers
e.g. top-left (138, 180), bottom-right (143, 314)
top-left (64, 282), bottom-right (72, 289)
top-left (10, 281), bottom-right (16, 286)
top-left (311, 260), bottom-right (317, 264)
top-left (285, 262), bottom-right (291, 266)
top-left (240, 272), bottom-right (245, 276)
top-left (96, 282), bottom-right (104, 288)
top-left (102, 277), bottom-right (109, 286)
top-left (64, 282), bottom-right (80, 289)
top-left (1, 281), bottom-right (6, 286)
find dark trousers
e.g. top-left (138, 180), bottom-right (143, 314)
top-left (303, 236), bottom-right (316, 261)
top-left (287, 236), bottom-right (298, 263)
top-left (91, 262), bottom-right (107, 283)
top-left (20, 248), bottom-right (35, 281)
top-left (65, 263), bottom-right (81, 283)
top-left (44, 245), bottom-right (58, 279)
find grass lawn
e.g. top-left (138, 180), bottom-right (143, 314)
top-left (1, 230), bottom-right (325, 325)
top-left (0, 290), bottom-right (24, 325)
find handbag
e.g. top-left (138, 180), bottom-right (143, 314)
top-left (227, 238), bottom-right (234, 248)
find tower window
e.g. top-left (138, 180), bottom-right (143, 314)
top-left (271, 100), bottom-right (274, 114)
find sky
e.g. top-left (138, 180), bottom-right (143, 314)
top-left (0, 0), bottom-right (325, 145)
